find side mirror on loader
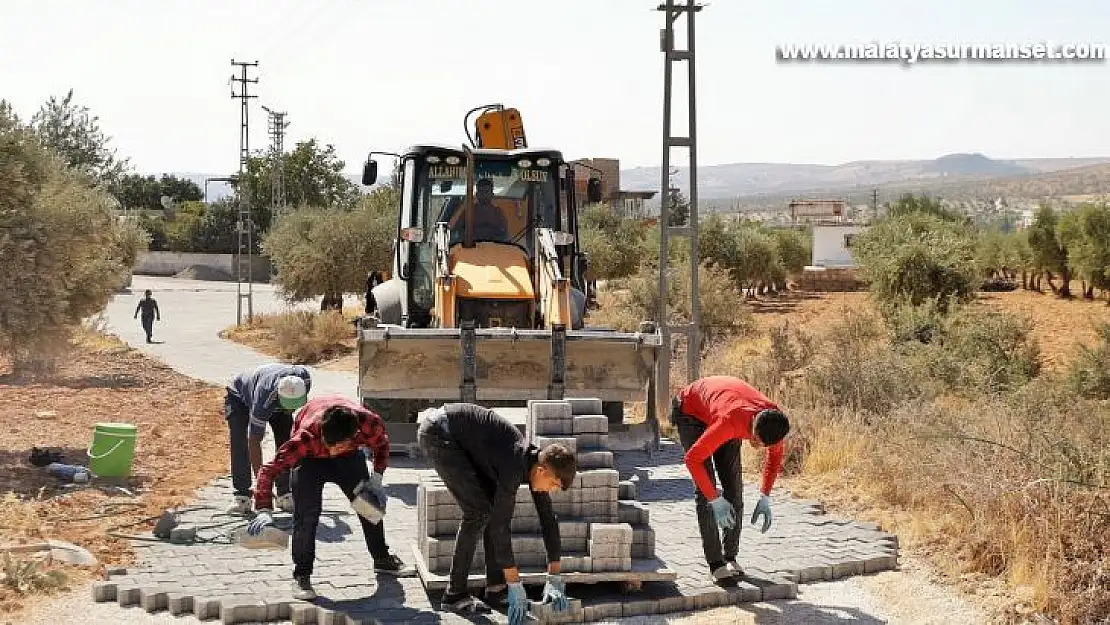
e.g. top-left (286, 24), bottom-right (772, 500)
top-left (362, 160), bottom-right (379, 186)
top-left (587, 177), bottom-right (603, 203)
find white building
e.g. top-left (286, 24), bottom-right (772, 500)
top-left (811, 225), bottom-right (866, 268)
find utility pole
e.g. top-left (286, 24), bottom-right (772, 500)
top-left (230, 59), bottom-right (259, 325)
top-left (871, 188), bottom-right (879, 222)
top-left (262, 106), bottom-right (289, 221)
top-left (656, 1), bottom-right (703, 440)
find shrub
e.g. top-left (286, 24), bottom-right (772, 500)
top-left (1067, 323), bottom-right (1110, 399)
top-left (271, 310), bottom-right (352, 363)
top-left (852, 210), bottom-right (979, 312)
top-left (625, 257), bottom-right (751, 347)
top-left (0, 126), bottom-right (145, 374)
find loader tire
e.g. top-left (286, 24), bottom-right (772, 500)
top-left (602, 401), bottom-right (624, 425)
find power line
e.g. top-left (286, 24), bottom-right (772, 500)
top-left (230, 59), bottom-right (259, 326)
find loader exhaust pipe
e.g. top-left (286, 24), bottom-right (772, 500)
top-left (462, 144), bottom-right (476, 249)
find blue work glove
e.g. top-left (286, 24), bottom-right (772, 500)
top-left (247, 510), bottom-right (273, 536)
top-left (507, 582), bottom-right (529, 625)
top-left (750, 494), bottom-right (773, 533)
top-left (541, 574), bottom-right (569, 611)
top-left (708, 497), bottom-right (737, 530)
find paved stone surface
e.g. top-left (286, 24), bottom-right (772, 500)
top-left (94, 442), bottom-right (897, 624)
top-left (88, 277), bottom-right (900, 623)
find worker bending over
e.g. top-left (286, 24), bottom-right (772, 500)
top-left (672, 376), bottom-right (791, 582)
top-left (248, 395), bottom-right (410, 601)
top-left (417, 403), bottom-right (576, 623)
top-left (224, 363), bottom-right (312, 515)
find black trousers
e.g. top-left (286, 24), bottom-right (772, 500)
top-left (291, 453), bottom-right (391, 578)
top-left (672, 397), bottom-right (744, 566)
top-left (416, 416), bottom-right (505, 596)
top-left (140, 315), bottom-right (154, 341)
top-left (224, 394), bottom-right (292, 498)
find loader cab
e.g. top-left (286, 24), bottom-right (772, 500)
top-left (367, 145), bottom-right (590, 328)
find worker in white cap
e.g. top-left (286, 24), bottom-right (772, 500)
top-left (224, 364), bottom-right (312, 515)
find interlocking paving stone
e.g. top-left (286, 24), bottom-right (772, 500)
top-left (92, 437), bottom-right (898, 623)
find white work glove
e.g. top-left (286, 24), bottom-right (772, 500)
top-left (352, 477), bottom-right (387, 524)
top-left (368, 471), bottom-right (384, 490)
top-left (750, 494), bottom-right (773, 533)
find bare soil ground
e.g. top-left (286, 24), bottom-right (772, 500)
top-left (0, 331), bottom-right (226, 617)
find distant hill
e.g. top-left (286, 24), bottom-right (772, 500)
top-left (161, 154), bottom-right (1110, 206)
top-left (619, 154), bottom-right (1110, 200)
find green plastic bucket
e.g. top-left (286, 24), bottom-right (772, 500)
top-left (87, 422), bottom-right (138, 478)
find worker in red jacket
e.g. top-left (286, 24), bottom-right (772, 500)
top-left (247, 395), bottom-right (411, 601)
top-left (671, 376), bottom-right (791, 583)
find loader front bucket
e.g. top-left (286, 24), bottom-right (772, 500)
top-left (356, 320), bottom-right (663, 453)
top-left (358, 324), bottom-right (661, 402)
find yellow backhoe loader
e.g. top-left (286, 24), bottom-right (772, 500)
top-left (357, 104), bottom-right (663, 453)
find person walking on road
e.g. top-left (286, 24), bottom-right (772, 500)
top-left (133, 289), bottom-right (161, 343)
top-left (247, 395), bottom-right (412, 601)
top-left (671, 375), bottom-right (791, 583)
top-left (224, 364), bottom-right (312, 515)
top-left (417, 403), bottom-right (577, 622)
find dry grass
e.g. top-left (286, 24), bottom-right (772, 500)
top-left (221, 308), bottom-right (358, 364)
top-left (0, 329), bottom-right (226, 616)
top-left (594, 279), bottom-right (1110, 624)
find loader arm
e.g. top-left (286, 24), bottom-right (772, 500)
top-left (432, 222), bottom-right (458, 328)
top-left (536, 227), bottom-right (572, 329)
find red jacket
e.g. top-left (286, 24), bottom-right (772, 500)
top-left (678, 376), bottom-right (784, 499)
top-left (254, 395), bottom-right (389, 510)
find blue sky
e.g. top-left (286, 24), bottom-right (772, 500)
top-left (2, 0), bottom-right (1107, 173)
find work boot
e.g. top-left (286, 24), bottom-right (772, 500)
top-left (441, 592), bottom-right (491, 615)
top-left (709, 561), bottom-right (739, 584)
top-left (373, 552), bottom-right (415, 577)
top-left (275, 493), bottom-right (294, 513)
top-left (726, 558), bottom-right (745, 578)
top-left (228, 495), bottom-right (252, 515)
top-left (291, 575), bottom-right (317, 601)
top-left (483, 584), bottom-right (508, 608)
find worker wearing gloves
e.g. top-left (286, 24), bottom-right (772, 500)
top-left (247, 395), bottom-right (411, 601)
top-left (416, 403), bottom-right (577, 623)
top-left (672, 376), bottom-right (791, 582)
top-left (224, 363), bottom-right (312, 515)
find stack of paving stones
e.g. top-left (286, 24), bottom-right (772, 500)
top-left (414, 398), bottom-right (670, 582)
top-left (90, 409), bottom-right (902, 624)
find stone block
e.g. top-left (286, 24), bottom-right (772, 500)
top-left (588, 542), bottom-right (630, 559)
top-left (533, 418), bottom-right (573, 437)
top-left (559, 521), bottom-right (589, 538)
top-left (566, 398), bottom-right (602, 415)
top-left (535, 436), bottom-right (577, 454)
top-left (290, 602), bottom-right (318, 624)
top-left (195, 597), bottom-right (224, 621)
top-left (631, 543), bottom-right (655, 559)
top-left (798, 564), bottom-right (833, 582)
top-left (621, 599), bottom-right (657, 616)
top-left (620, 502), bottom-right (649, 525)
top-left (589, 522), bottom-right (633, 544)
top-left (91, 581), bottom-right (117, 602)
top-left (618, 480), bottom-right (637, 500)
top-left (591, 603), bottom-right (623, 620)
top-left (571, 414), bottom-right (608, 434)
top-left (167, 592), bottom-right (193, 616)
top-left (221, 599), bottom-right (268, 624)
top-left (863, 553), bottom-right (898, 573)
top-left (832, 560), bottom-right (866, 578)
top-left (139, 587), bottom-right (168, 612)
top-left (529, 400), bottom-right (572, 421)
top-left (581, 469), bottom-right (619, 488)
top-left (577, 451), bottom-right (613, 469)
top-left (116, 585), bottom-right (141, 607)
top-left (575, 433), bottom-right (608, 449)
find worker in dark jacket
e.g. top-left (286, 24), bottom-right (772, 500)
top-left (133, 290), bottom-right (160, 342)
top-left (224, 364), bottom-right (312, 515)
top-left (417, 403), bottom-right (576, 622)
top-left (672, 376), bottom-right (791, 582)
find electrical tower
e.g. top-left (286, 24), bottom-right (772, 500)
top-left (230, 59), bottom-right (259, 325)
top-left (656, 1), bottom-right (703, 424)
top-left (262, 106), bottom-right (289, 220)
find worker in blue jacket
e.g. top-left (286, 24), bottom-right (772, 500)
top-left (224, 363), bottom-right (312, 515)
